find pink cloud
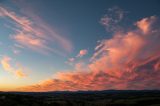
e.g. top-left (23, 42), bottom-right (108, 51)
top-left (66, 49), bottom-right (88, 66)
top-left (69, 58), bottom-right (75, 62)
top-left (12, 31), bottom-right (53, 55)
top-left (77, 49), bottom-right (88, 57)
top-left (67, 49), bottom-right (88, 64)
top-left (65, 58), bottom-right (75, 66)
top-left (136, 16), bottom-right (157, 33)
top-left (19, 16), bottom-right (160, 91)
top-left (0, 6), bottom-right (72, 55)
top-left (154, 60), bottom-right (160, 71)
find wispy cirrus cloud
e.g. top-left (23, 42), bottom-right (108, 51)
top-left (20, 12), bottom-right (160, 91)
top-left (0, 56), bottom-right (27, 78)
top-left (0, 6), bottom-right (72, 55)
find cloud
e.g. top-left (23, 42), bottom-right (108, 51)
top-left (68, 58), bottom-right (75, 62)
top-left (65, 58), bottom-right (75, 66)
top-left (15, 69), bottom-right (26, 78)
top-left (0, 6), bottom-right (72, 55)
top-left (19, 15), bottom-right (160, 91)
top-left (0, 56), bottom-right (27, 78)
top-left (100, 6), bottom-right (126, 32)
top-left (77, 49), bottom-right (88, 57)
top-left (154, 60), bottom-right (160, 71)
top-left (12, 31), bottom-right (53, 54)
top-left (1, 56), bottom-right (13, 72)
top-left (136, 16), bottom-right (157, 34)
top-left (66, 49), bottom-right (88, 66)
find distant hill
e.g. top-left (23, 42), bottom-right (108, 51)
top-left (1, 90), bottom-right (160, 96)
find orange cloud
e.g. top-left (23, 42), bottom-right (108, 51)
top-left (0, 56), bottom-right (27, 78)
top-left (154, 60), bottom-right (160, 71)
top-left (15, 69), bottom-right (26, 78)
top-left (1, 56), bottom-right (13, 72)
top-left (20, 16), bottom-right (160, 91)
top-left (0, 6), bottom-right (72, 55)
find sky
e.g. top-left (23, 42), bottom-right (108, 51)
top-left (0, 0), bottom-right (160, 91)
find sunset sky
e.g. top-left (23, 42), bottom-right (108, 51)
top-left (0, 0), bottom-right (160, 91)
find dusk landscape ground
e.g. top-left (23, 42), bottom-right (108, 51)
top-left (1, 90), bottom-right (160, 106)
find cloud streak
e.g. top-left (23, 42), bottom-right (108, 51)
top-left (19, 15), bottom-right (160, 91)
top-left (0, 6), bottom-right (72, 55)
top-left (1, 56), bottom-right (27, 78)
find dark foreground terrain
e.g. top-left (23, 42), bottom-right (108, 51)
top-left (0, 90), bottom-right (160, 106)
